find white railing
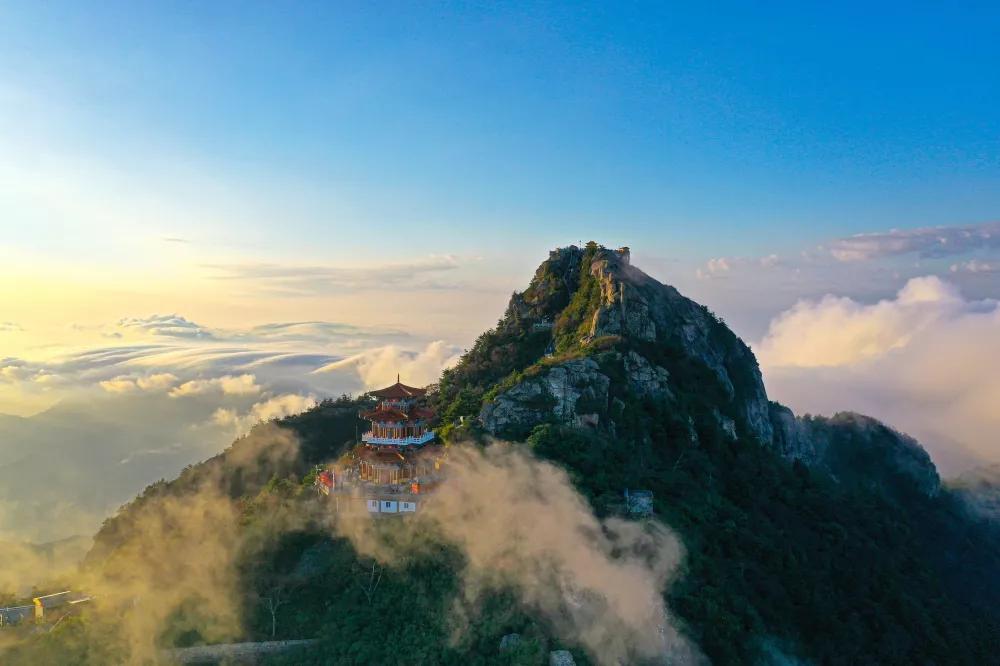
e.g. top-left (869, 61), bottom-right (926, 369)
top-left (361, 431), bottom-right (435, 446)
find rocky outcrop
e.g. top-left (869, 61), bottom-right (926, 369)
top-left (479, 380), bottom-right (555, 436)
top-left (478, 245), bottom-right (774, 443)
top-left (714, 409), bottom-right (737, 440)
top-left (480, 358), bottom-right (610, 437)
top-left (515, 245), bottom-right (588, 320)
top-left (623, 351), bottom-right (673, 399)
top-left (768, 402), bottom-right (818, 462)
top-left (585, 248), bottom-right (772, 443)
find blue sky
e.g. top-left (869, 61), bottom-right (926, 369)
top-left (2, 1), bottom-right (999, 264)
top-left (2, 2), bottom-right (1000, 496)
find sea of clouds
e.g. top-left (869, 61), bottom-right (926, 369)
top-left (759, 275), bottom-right (1000, 476)
top-left (0, 314), bottom-right (462, 543)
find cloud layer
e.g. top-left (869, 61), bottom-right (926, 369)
top-left (0, 313), bottom-right (458, 413)
top-left (829, 221), bottom-right (1000, 262)
top-left (760, 277), bottom-right (1000, 475)
top-left (666, 220), bottom-right (1000, 343)
top-left (314, 340), bottom-right (463, 389)
top-left (204, 255), bottom-right (463, 296)
top-left (0, 314), bottom-right (461, 543)
top-left (335, 442), bottom-right (701, 665)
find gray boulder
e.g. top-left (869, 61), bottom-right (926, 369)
top-left (549, 650), bottom-right (576, 666)
top-left (499, 633), bottom-right (521, 651)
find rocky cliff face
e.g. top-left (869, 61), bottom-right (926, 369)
top-left (480, 357), bottom-right (611, 437)
top-left (769, 403), bottom-right (940, 498)
top-left (586, 248), bottom-right (773, 443)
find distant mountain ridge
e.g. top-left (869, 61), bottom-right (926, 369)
top-left (0, 393), bottom-right (242, 543)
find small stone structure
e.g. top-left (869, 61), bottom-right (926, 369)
top-left (624, 488), bottom-right (654, 516)
top-left (549, 649), bottom-right (577, 666)
top-left (499, 633), bottom-right (522, 651)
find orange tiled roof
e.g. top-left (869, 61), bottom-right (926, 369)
top-left (369, 381), bottom-right (427, 399)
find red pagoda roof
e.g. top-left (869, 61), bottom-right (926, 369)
top-left (360, 405), bottom-right (436, 421)
top-left (370, 380), bottom-right (427, 399)
top-left (361, 406), bottom-right (410, 421)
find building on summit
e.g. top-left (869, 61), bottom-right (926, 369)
top-left (315, 376), bottom-right (445, 515)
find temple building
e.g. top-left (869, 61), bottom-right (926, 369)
top-left (359, 378), bottom-right (435, 446)
top-left (316, 376), bottom-right (445, 515)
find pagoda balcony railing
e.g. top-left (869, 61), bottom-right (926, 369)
top-left (361, 431), bottom-right (435, 446)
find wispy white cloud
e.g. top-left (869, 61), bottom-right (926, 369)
top-left (314, 340), bottom-right (462, 390)
top-left (210, 393), bottom-right (318, 436)
top-left (0, 322), bottom-right (23, 332)
top-left (695, 257), bottom-right (731, 280)
top-left (0, 361), bottom-right (32, 383)
top-left (0, 315), bottom-right (449, 406)
top-left (203, 255), bottom-right (463, 296)
top-left (694, 254), bottom-right (784, 281)
top-left (950, 259), bottom-right (1000, 274)
top-left (759, 253), bottom-right (780, 268)
top-left (667, 221), bottom-right (1000, 343)
top-left (117, 314), bottom-right (215, 339)
top-left (233, 321), bottom-right (411, 348)
top-left (99, 372), bottom-right (179, 394)
top-left (169, 374), bottom-right (261, 397)
top-left (828, 221), bottom-right (1000, 262)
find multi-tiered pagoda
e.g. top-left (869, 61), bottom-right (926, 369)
top-left (316, 376), bottom-right (445, 515)
top-left (360, 377), bottom-right (435, 447)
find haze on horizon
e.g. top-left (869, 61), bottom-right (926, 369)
top-left (2, 2), bottom-right (1000, 540)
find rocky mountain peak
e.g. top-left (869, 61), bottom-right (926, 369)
top-left (477, 243), bottom-right (774, 443)
top-left (442, 242), bottom-right (941, 500)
